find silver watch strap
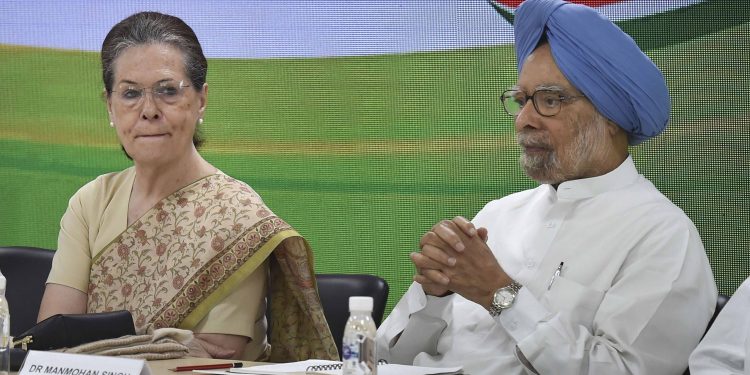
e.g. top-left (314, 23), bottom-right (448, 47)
top-left (489, 303), bottom-right (504, 317)
top-left (508, 281), bottom-right (521, 293)
top-left (489, 281), bottom-right (522, 317)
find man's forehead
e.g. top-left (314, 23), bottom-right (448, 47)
top-left (512, 83), bottom-right (579, 94)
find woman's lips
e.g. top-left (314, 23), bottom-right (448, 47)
top-left (136, 133), bottom-right (168, 139)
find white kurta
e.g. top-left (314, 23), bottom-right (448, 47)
top-left (377, 157), bottom-right (717, 375)
top-left (689, 277), bottom-right (750, 374)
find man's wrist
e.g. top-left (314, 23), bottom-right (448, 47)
top-left (488, 281), bottom-right (522, 316)
top-left (429, 290), bottom-right (454, 298)
top-left (482, 278), bottom-right (514, 310)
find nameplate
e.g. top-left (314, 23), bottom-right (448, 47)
top-left (20, 350), bottom-right (151, 375)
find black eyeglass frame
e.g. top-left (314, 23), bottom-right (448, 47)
top-left (501, 88), bottom-right (586, 117)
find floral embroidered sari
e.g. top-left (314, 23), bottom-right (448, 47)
top-left (86, 173), bottom-right (338, 362)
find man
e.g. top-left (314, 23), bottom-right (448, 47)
top-left (690, 277), bottom-right (750, 373)
top-left (376, 0), bottom-right (717, 374)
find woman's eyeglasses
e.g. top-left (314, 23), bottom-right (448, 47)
top-left (111, 80), bottom-right (191, 109)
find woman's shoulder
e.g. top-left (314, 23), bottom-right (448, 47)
top-left (212, 172), bottom-right (265, 203)
top-left (208, 173), bottom-right (283, 219)
top-left (75, 167), bottom-right (135, 199)
top-left (60, 168), bottom-right (133, 237)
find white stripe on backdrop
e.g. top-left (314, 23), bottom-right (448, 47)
top-left (490, 0), bottom-right (705, 20)
top-left (0, 0), bottom-right (514, 58)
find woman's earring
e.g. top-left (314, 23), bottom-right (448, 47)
top-left (198, 118), bottom-right (204, 125)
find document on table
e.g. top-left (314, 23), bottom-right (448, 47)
top-left (194, 359), bottom-right (463, 375)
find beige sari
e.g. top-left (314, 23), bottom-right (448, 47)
top-left (85, 173), bottom-right (338, 362)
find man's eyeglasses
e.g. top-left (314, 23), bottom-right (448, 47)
top-left (501, 88), bottom-right (585, 117)
top-left (111, 80), bottom-right (191, 109)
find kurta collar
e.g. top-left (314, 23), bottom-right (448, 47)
top-left (550, 156), bottom-right (640, 201)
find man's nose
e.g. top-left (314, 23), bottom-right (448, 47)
top-left (514, 101), bottom-right (542, 132)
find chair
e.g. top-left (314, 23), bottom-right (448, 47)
top-left (316, 274), bottom-right (389, 355)
top-left (0, 246), bottom-right (55, 336)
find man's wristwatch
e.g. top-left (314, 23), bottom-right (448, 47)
top-left (488, 281), bottom-right (522, 317)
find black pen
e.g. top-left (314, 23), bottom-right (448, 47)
top-left (170, 362), bottom-right (244, 372)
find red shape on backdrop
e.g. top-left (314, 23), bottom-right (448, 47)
top-left (492, 0), bottom-right (625, 8)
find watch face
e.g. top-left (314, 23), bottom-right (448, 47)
top-left (494, 289), bottom-right (516, 309)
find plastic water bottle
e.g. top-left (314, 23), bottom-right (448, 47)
top-left (342, 296), bottom-right (377, 375)
top-left (0, 271), bottom-right (10, 375)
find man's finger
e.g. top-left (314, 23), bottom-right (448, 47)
top-left (418, 245), bottom-right (457, 267)
top-left (477, 227), bottom-right (489, 242)
top-left (411, 251), bottom-right (452, 270)
top-left (431, 221), bottom-right (465, 252)
top-left (419, 230), bottom-right (451, 249)
top-left (414, 273), bottom-right (446, 287)
top-left (420, 268), bottom-right (450, 285)
top-left (413, 275), bottom-right (452, 297)
top-left (452, 216), bottom-right (477, 237)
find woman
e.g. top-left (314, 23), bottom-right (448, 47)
top-left (37, 11), bottom-right (337, 362)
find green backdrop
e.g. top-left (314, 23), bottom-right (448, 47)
top-left (1, 2), bottom-right (749, 316)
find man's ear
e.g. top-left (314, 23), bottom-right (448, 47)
top-left (605, 120), bottom-right (619, 135)
top-left (606, 120), bottom-right (630, 151)
top-left (605, 120), bottom-right (627, 140)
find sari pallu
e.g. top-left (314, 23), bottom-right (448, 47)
top-left (86, 173), bottom-right (338, 361)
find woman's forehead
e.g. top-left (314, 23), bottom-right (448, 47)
top-left (113, 43), bottom-right (186, 83)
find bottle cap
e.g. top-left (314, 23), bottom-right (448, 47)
top-left (349, 296), bottom-right (373, 312)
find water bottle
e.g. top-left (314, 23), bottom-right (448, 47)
top-left (0, 271), bottom-right (10, 375)
top-left (342, 296), bottom-right (377, 375)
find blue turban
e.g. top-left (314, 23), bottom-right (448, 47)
top-left (514, 0), bottom-right (670, 145)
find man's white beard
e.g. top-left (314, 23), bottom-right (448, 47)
top-left (517, 112), bottom-right (609, 185)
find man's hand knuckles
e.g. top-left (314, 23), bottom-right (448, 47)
top-left (422, 232), bottom-right (442, 246)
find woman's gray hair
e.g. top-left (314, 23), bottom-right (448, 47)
top-left (102, 12), bottom-right (206, 149)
